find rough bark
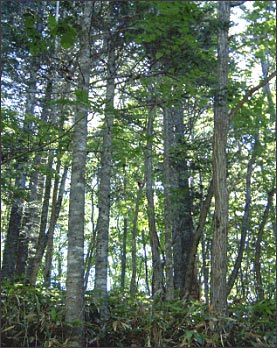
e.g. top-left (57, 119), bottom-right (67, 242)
top-left (211, 1), bottom-right (230, 315)
top-left (171, 106), bottom-right (194, 297)
top-left (65, 2), bottom-right (93, 345)
top-left (94, 31), bottom-right (116, 320)
top-left (1, 172), bottom-right (26, 282)
top-left (26, 153), bottom-right (54, 285)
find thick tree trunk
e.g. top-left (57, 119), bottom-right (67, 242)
top-left (1, 172), bottom-right (26, 282)
top-left (65, 2), bottom-right (93, 346)
top-left (144, 113), bottom-right (163, 297)
top-left (94, 33), bottom-right (116, 320)
top-left (170, 106), bottom-right (194, 297)
top-left (211, 1), bottom-right (230, 315)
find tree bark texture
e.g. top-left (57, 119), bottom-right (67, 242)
top-left (26, 153), bottom-right (54, 285)
top-left (162, 107), bottom-right (174, 300)
top-left (1, 172), bottom-right (26, 281)
top-left (170, 106), bottom-right (194, 297)
top-left (94, 31), bottom-right (116, 320)
top-left (211, 1), bottom-right (230, 315)
top-left (65, 2), bottom-right (93, 345)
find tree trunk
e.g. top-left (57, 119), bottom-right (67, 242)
top-left (144, 113), bottom-right (163, 297)
top-left (211, 1), bottom-right (230, 315)
top-left (94, 31), bottom-right (116, 320)
top-left (120, 217), bottom-right (128, 291)
top-left (171, 106), bottom-right (194, 298)
top-left (130, 183), bottom-right (144, 296)
top-left (44, 164), bottom-right (68, 286)
top-left (227, 136), bottom-right (258, 296)
top-left (26, 153), bottom-right (54, 285)
top-left (1, 172), bottom-right (26, 282)
top-left (162, 107), bottom-right (174, 300)
top-left (15, 154), bottom-right (43, 279)
top-left (65, 2), bottom-right (93, 345)
top-left (254, 188), bottom-right (275, 301)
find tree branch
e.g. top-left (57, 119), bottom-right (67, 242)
top-left (230, 1), bottom-right (246, 8)
top-left (229, 71), bottom-right (276, 121)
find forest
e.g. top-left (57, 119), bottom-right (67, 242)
top-left (1, 1), bottom-right (276, 347)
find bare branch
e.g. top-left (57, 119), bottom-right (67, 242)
top-left (230, 1), bottom-right (246, 8)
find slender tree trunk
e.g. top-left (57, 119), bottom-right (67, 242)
top-left (144, 113), bottom-right (163, 297)
top-left (44, 164), bottom-right (68, 286)
top-left (120, 217), bottom-right (128, 291)
top-left (94, 32), bottom-right (116, 320)
top-left (84, 187), bottom-right (97, 290)
top-left (227, 136), bottom-right (258, 296)
top-left (65, 2), bottom-right (93, 345)
top-left (130, 183), bottom-right (144, 296)
top-left (211, 1), bottom-right (230, 315)
top-left (15, 154), bottom-right (43, 279)
top-left (163, 107), bottom-right (174, 300)
top-left (142, 228), bottom-right (151, 296)
top-left (26, 153), bottom-right (54, 285)
top-left (254, 188), bottom-right (275, 301)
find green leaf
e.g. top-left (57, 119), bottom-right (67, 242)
top-left (155, 51), bottom-right (164, 60)
top-left (75, 89), bottom-right (89, 105)
top-left (48, 15), bottom-right (57, 31)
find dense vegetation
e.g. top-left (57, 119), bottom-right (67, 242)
top-left (2, 283), bottom-right (276, 347)
top-left (1, 1), bottom-right (276, 347)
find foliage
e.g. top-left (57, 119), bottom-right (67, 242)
top-left (2, 284), bottom-right (276, 347)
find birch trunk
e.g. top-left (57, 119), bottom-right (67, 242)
top-left (65, 2), bottom-right (93, 345)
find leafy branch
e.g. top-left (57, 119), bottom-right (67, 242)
top-left (229, 71), bottom-right (276, 121)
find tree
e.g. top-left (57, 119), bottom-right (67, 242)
top-left (65, 2), bottom-right (93, 345)
top-left (211, 1), bottom-right (230, 315)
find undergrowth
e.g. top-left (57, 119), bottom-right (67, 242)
top-left (1, 284), bottom-right (276, 347)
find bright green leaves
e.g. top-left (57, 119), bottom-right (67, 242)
top-left (22, 11), bottom-right (47, 55)
top-left (75, 89), bottom-right (89, 105)
top-left (47, 15), bottom-right (77, 49)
